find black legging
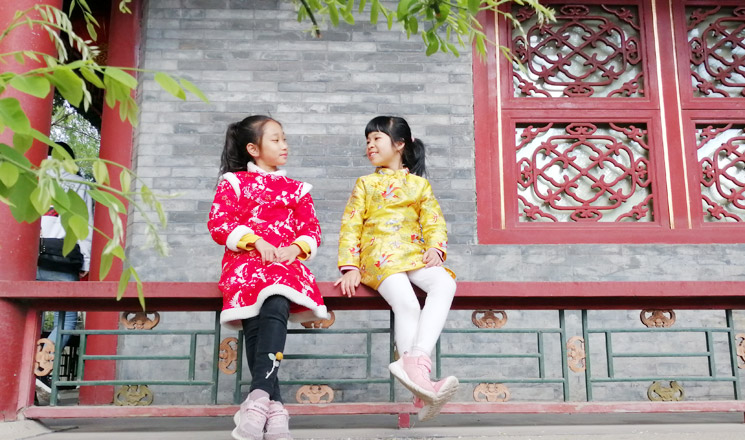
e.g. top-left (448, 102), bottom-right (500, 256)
top-left (242, 295), bottom-right (290, 402)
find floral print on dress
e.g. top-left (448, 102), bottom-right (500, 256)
top-left (208, 171), bottom-right (327, 329)
top-left (338, 167), bottom-right (451, 289)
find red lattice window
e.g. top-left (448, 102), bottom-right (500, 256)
top-left (687, 5), bottom-right (745, 98)
top-left (696, 124), bottom-right (745, 222)
top-left (512, 4), bottom-right (645, 98)
top-left (474, 0), bottom-right (745, 244)
top-left (516, 122), bottom-right (654, 222)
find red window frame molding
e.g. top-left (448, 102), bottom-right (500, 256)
top-left (473, 0), bottom-right (745, 244)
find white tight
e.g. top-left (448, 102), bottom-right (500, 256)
top-left (376, 266), bottom-right (456, 356)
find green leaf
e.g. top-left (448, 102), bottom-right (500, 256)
top-left (468, 0), bottom-right (481, 15)
top-left (29, 128), bottom-right (55, 148)
top-left (23, 51), bottom-right (40, 62)
top-left (80, 66), bottom-right (104, 88)
top-left (0, 193), bottom-right (12, 206)
top-left (410, 16), bottom-right (418, 34)
top-left (141, 184), bottom-right (155, 206)
top-left (99, 252), bottom-right (113, 281)
top-left (131, 269), bottom-right (145, 310)
top-left (12, 133), bottom-right (33, 154)
top-left (86, 22), bottom-right (97, 41)
top-left (397, 0), bottom-right (412, 20)
top-left (119, 168), bottom-right (131, 193)
top-left (50, 142), bottom-right (74, 161)
top-left (89, 188), bottom-right (126, 214)
top-left (117, 267), bottom-right (132, 300)
top-left (8, 174), bottom-right (39, 223)
top-left (62, 231), bottom-right (77, 256)
top-left (0, 98), bottom-right (31, 134)
top-left (343, 0), bottom-right (353, 14)
top-left (0, 143), bottom-right (31, 169)
top-left (51, 184), bottom-right (71, 210)
top-left (370, 0), bottom-right (379, 23)
top-left (426, 34), bottom-right (439, 56)
top-left (358, 0), bottom-right (367, 13)
top-left (155, 201), bottom-right (167, 227)
top-left (329, 1), bottom-right (340, 26)
top-left (66, 190), bottom-right (89, 224)
top-left (68, 214), bottom-right (89, 240)
top-left (179, 78), bottom-right (208, 103)
top-left (104, 66), bottom-right (138, 89)
top-left (9, 75), bottom-right (51, 99)
top-left (49, 69), bottom-right (84, 107)
top-left (92, 159), bottom-right (109, 185)
top-left (29, 185), bottom-right (51, 216)
top-left (0, 161), bottom-right (19, 187)
top-left (155, 72), bottom-right (185, 100)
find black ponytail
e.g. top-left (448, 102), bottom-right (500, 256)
top-left (364, 115), bottom-right (427, 177)
top-left (218, 115), bottom-right (278, 176)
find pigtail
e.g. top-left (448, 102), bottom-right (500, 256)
top-left (219, 122), bottom-right (250, 176)
top-left (403, 138), bottom-right (426, 177)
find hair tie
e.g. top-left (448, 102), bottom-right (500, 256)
top-left (411, 136), bottom-right (416, 142)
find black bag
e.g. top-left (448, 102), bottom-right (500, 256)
top-left (38, 238), bottom-right (84, 273)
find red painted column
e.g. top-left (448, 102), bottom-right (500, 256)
top-left (78, 0), bottom-right (143, 405)
top-left (0, 0), bottom-right (62, 421)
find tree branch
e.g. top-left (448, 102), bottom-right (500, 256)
top-left (299, 0), bottom-right (322, 38)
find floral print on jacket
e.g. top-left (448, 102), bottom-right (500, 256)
top-left (337, 168), bottom-right (449, 289)
top-left (208, 166), bottom-right (329, 330)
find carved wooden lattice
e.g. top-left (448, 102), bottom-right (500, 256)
top-left (688, 6), bottom-right (745, 98)
top-left (516, 122), bottom-right (653, 222)
top-left (512, 3), bottom-right (644, 98)
top-left (698, 124), bottom-right (745, 222)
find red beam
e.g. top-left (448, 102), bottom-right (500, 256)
top-left (22, 400), bottom-right (745, 419)
top-left (1, 281), bottom-right (744, 311)
top-left (0, 0), bottom-right (62, 422)
top-left (80, 0), bottom-right (144, 405)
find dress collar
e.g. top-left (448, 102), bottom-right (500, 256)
top-left (248, 162), bottom-right (286, 176)
top-left (375, 167), bottom-right (409, 176)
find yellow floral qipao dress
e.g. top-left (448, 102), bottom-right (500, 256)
top-left (338, 168), bottom-right (449, 289)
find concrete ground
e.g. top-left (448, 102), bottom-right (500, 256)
top-left (3, 413), bottom-right (745, 440)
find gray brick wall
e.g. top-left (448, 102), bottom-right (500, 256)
top-left (119, 0), bottom-right (745, 404)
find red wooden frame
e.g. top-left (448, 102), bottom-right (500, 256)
top-left (3, 280), bottom-right (745, 425)
top-left (473, 0), bottom-right (745, 244)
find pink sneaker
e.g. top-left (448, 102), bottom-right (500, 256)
top-left (416, 377), bottom-right (459, 422)
top-left (232, 396), bottom-right (269, 440)
top-left (390, 354), bottom-right (459, 422)
top-left (264, 400), bottom-right (292, 440)
top-left (389, 354), bottom-right (437, 400)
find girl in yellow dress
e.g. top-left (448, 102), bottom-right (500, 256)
top-left (335, 116), bottom-right (458, 422)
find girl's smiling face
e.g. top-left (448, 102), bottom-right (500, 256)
top-left (366, 131), bottom-right (403, 170)
top-left (247, 120), bottom-right (287, 172)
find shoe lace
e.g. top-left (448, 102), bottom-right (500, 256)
top-left (241, 401), bottom-right (268, 426)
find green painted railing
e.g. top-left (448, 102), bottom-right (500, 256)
top-left (582, 310), bottom-right (742, 401)
top-left (44, 309), bottom-right (743, 406)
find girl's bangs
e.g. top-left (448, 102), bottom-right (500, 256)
top-left (364, 117), bottom-right (391, 137)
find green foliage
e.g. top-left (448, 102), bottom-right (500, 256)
top-left (0, 1), bottom-right (206, 309)
top-left (293, 0), bottom-right (554, 57)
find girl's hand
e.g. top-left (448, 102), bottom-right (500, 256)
top-left (276, 244), bottom-right (302, 264)
top-left (422, 248), bottom-right (443, 268)
top-left (334, 270), bottom-right (361, 297)
top-left (254, 239), bottom-right (278, 264)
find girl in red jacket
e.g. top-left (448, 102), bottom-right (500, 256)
top-left (208, 115), bottom-right (329, 440)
